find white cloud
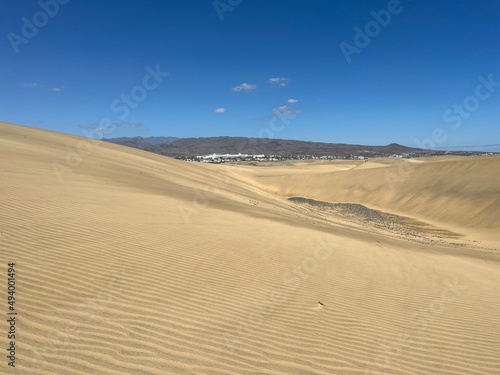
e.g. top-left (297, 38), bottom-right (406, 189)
top-left (214, 108), bottom-right (226, 114)
top-left (79, 124), bottom-right (104, 132)
top-left (23, 82), bottom-right (42, 89)
top-left (272, 105), bottom-right (302, 117)
top-left (51, 87), bottom-right (63, 92)
top-left (232, 83), bottom-right (257, 92)
top-left (287, 98), bottom-right (298, 103)
top-left (267, 77), bottom-right (290, 87)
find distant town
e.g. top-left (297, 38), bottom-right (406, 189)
top-left (176, 151), bottom-right (496, 163)
top-left (104, 136), bottom-right (497, 163)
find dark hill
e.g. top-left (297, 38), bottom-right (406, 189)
top-left (103, 136), bottom-right (443, 158)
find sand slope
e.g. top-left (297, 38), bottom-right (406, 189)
top-left (241, 156), bottom-right (500, 239)
top-left (0, 122), bottom-right (499, 374)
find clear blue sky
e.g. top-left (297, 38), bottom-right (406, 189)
top-left (1, 0), bottom-right (499, 150)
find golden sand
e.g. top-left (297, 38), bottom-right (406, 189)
top-left (0, 122), bottom-right (499, 374)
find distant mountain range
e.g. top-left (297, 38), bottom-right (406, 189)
top-left (104, 136), bottom-right (451, 158)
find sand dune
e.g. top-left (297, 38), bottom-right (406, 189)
top-left (1, 122), bottom-right (499, 374)
top-left (240, 156), bottom-right (500, 240)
